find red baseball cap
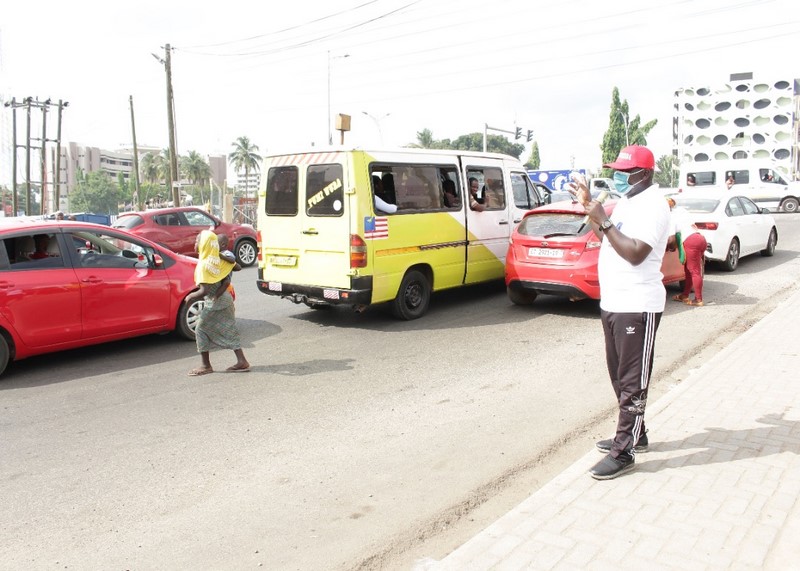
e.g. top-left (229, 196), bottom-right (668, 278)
top-left (603, 145), bottom-right (655, 170)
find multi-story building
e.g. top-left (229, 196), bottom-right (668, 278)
top-left (672, 72), bottom-right (800, 179)
top-left (55, 144), bottom-right (227, 211)
top-left (235, 169), bottom-right (261, 197)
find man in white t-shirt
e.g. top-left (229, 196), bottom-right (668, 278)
top-left (572, 145), bottom-right (670, 480)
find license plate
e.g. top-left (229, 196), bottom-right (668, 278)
top-left (269, 255), bottom-right (297, 266)
top-left (528, 247), bottom-right (564, 258)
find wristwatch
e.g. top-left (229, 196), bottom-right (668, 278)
top-left (599, 219), bottom-right (614, 233)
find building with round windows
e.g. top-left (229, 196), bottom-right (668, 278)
top-left (672, 72), bottom-right (799, 179)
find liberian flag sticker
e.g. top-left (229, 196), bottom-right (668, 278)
top-left (364, 216), bottom-right (388, 239)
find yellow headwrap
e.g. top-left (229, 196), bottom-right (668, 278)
top-left (194, 230), bottom-right (235, 285)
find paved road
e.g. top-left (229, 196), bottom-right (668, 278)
top-left (1, 214), bottom-right (798, 570)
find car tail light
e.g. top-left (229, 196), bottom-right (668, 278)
top-left (350, 234), bottom-right (367, 268)
top-left (585, 239), bottom-right (602, 250)
top-left (695, 222), bottom-right (718, 230)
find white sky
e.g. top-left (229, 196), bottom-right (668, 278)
top-left (1, 0), bottom-right (798, 184)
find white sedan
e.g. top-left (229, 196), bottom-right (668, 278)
top-left (671, 189), bottom-right (778, 271)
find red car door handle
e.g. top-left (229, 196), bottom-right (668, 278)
top-left (0, 281), bottom-right (11, 290)
top-left (81, 277), bottom-right (103, 284)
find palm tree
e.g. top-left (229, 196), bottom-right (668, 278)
top-left (228, 136), bottom-right (261, 199)
top-left (408, 128), bottom-right (436, 148)
top-left (139, 151), bottom-right (160, 185)
top-left (182, 150), bottom-right (212, 203)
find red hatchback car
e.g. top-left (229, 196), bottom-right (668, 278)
top-left (112, 206), bottom-right (258, 267)
top-left (505, 200), bottom-right (685, 305)
top-left (0, 219), bottom-right (204, 377)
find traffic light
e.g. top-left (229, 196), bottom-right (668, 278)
top-left (514, 127), bottom-right (522, 140)
top-left (526, 130), bottom-right (533, 142)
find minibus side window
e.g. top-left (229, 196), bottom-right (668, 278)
top-left (760, 169), bottom-right (784, 185)
top-left (689, 171), bottom-right (715, 186)
top-left (306, 164), bottom-right (344, 217)
top-left (466, 167), bottom-right (506, 210)
top-left (440, 168), bottom-right (461, 210)
top-left (369, 164), bottom-right (449, 213)
top-left (732, 169), bottom-right (749, 184)
top-left (265, 166), bottom-right (299, 216)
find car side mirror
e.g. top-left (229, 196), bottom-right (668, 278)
top-left (153, 253), bottom-right (164, 267)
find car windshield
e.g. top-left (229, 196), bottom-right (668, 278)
top-left (674, 198), bottom-right (719, 213)
top-left (517, 212), bottom-right (591, 237)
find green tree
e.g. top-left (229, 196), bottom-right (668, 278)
top-left (182, 150), bottom-right (212, 204)
top-left (654, 154), bottom-right (680, 188)
top-left (228, 136), bottom-right (261, 198)
top-left (71, 169), bottom-right (124, 214)
top-left (409, 128), bottom-right (436, 149)
top-left (525, 141), bottom-right (541, 170)
top-left (600, 87), bottom-right (657, 175)
top-left (139, 151), bottom-right (165, 185)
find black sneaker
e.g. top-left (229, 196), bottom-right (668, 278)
top-left (595, 432), bottom-right (649, 454)
top-left (589, 453), bottom-right (635, 480)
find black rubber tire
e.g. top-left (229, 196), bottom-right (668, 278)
top-left (392, 270), bottom-right (431, 320)
top-left (235, 239), bottom-right (257, 267)
top-left (722, 237), bottom-right (740, 272)
top-left (0, 335), bottom-right (9, 378)
top-left (760, 228), bottom-right (777, 257)
top-left (780, 197), bottom-right (799, 213)
top-left (176, 298), bottom-right (205, 340)
top-left (507, 286), bottom-right (537, 305)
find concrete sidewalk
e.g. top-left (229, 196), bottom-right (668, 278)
top-left (419, 289), bottom-right (800, 570)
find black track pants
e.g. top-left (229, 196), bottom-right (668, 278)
top-left (600, 310), bottom-right (662, 458)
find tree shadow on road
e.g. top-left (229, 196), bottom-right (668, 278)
top-left (637, 412), bottom-right (799, 472)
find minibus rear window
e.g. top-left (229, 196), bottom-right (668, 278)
top-left (306, 164), bottom-right (344, 217)
top-left (266, 166), bottom-right (299, 216)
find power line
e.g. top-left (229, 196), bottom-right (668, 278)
top-left (178, 1), bottom-right (421, 57)
top-left (180, 0), bottom-right (382, 50)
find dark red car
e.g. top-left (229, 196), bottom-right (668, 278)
top-left (505, 200), bottom-right (685, 305)
top-left (0, 218), bottom-right (203, 377)
top-left (112, 206), bottom-right (258, 267)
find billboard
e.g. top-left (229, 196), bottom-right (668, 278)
top-left (527, 169), bottom-right (586, 191)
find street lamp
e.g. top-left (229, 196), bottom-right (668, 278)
top-left (361, 111), bottom-right (391, 145)
top-left (619, 111), bottom-right (630, 146)
top-left (327, 51), bottom-right (350, 145)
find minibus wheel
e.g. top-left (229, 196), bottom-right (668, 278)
top-left (392, 269), bottom-right (431, 320)
top-left (780, 197), bottom-right (799, 213)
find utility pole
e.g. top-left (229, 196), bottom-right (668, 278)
top-left (165, 44), bottom-right (180, 207)
top-left (129, 95), bottom-right (142, 209)
top-left (3, 97), bottom-right (67, 216)
top-left (25, 98), bottom-right (32, 215)
top-left (10, 98), bottom-right (17, 215)
top-left (39, 101), bottom-right (48, 215)
top-left (154, 44), bottom-right (180, 206)
top-left (54, 100), bottom-right (65, 212)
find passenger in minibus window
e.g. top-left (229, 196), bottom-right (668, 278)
top-left (443, 179), bottom-right (460, 208)
top-left (372, 175), bottom-right (397, 214)
top-left (468, 177), bottom-right (486, 211)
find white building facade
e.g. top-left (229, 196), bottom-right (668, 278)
top-left (673, 72), bottom-right (799, 180)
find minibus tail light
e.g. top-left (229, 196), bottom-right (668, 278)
top-left (350, 234), bottom-right (367, 268)
top-left (257, 230), bottom-right (263, 263)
